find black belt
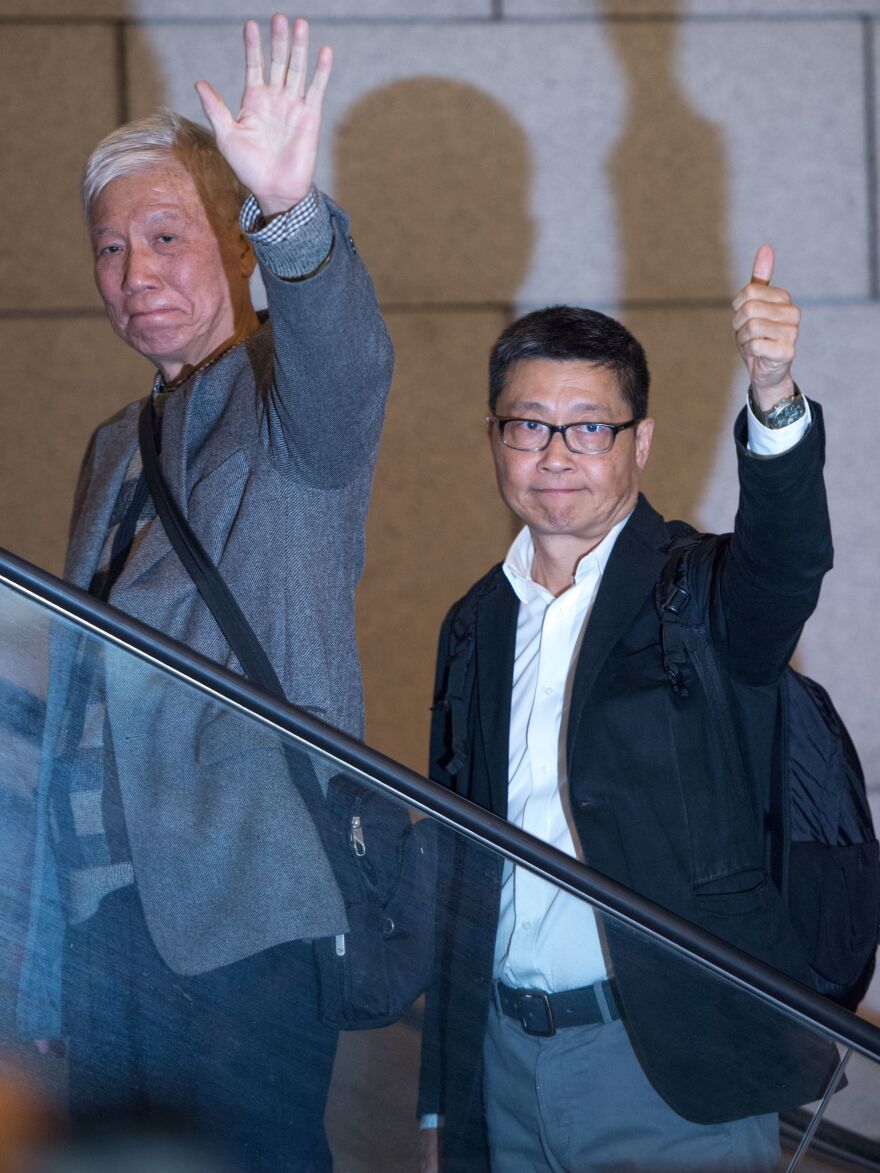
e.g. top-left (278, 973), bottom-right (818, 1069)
top-left (497, 978), bottom-right (620, 1037)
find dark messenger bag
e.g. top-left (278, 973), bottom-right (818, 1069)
top-left (138, 396), bottom-right (436, 1029)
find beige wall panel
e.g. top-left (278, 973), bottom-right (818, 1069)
top-left (0, 24), bottom-right (120, 311)
top-left (124, 20), bottom-right (622, 304)
top-left (506, 0), bottom-right (880, 15)
top-left (618, 304), bottom-right (740, 528)
top-left (0, 317), bottom-right (148, 575)
top-left (672, 17), bottom-right (866, 303)
top-left (357, 310), bottom-right (513, 772)
top-left (125, 21), bottom-right (550, 306)
top-left (874, 13), bottom-right (880, 281)
top-left (125, 18), bottom-right (865, 306)
top-left (773, 304), bottom-right (880, 794)
top-left (0, 1), bottom-right (489, 15)
top-left (3, 2), bottom-right (871, 23)
top-left (0, 2), bottom-right (125, 12)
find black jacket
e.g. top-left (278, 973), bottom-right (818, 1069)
top-left (420, 406), bottom-right (837, 1170)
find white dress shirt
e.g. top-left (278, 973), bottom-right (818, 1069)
top-left (493, 399), bottom-right (811, 994)
top-left (419, 398), bottom-right (811, 1128)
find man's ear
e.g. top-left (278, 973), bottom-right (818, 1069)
top-left (634, 417), bottom-right (655, 472)
top-left (237, 231), bottom-right (257, 279)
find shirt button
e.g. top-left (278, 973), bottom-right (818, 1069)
top-left (543, 686), bottom-right (553, 696)
top-left (521, 921), bottom-right (532, 930)
top-left (541, 765), bottom-right (550, 776)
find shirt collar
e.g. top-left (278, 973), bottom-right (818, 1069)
top-left (502, 512), bottom-right (633, 605)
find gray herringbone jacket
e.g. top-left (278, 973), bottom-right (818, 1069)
top-left (17, 198), bottom-right (394, 1035)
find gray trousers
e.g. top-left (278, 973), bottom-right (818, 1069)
top-left (483, 994), bottom-right (780, 1172)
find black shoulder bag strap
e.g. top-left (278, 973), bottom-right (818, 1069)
top-left (432, 568), bottom-right (500, 777)
top-left (136, 397), bottom-right (332, 836)
top-left (138, 398), bottom-right (283, 698)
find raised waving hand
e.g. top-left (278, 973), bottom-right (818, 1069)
top-left (196, 15), bottom-right (332, 218)
top-left (732, 245), bottom-right (801, 411)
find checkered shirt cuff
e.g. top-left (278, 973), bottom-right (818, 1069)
top-left (240, 186), bottom-right (334, 279)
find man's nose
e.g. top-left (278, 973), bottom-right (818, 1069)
top-left (123, 246), bottom-right (159, 294)
top-left (539, 430), bottom-right (575, 469)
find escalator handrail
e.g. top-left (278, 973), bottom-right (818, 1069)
top-left (2, 544), bottom-right (880, 1066)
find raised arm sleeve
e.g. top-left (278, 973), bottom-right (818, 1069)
top-left (245, 191), bottom-right (394, 488)
top-left (715, 400), bottom-right (833, 685)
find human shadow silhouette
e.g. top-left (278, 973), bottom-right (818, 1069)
top-left (320, 77), bottom-right (537, 1173)
top-left (339, 78), bottom-right (534, 776)
top-left (600, 0), bottom-right (740, 526)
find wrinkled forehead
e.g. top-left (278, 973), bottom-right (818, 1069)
top-left (498, 358), bottom-right (629, 417)
top-left (88, 158), bottom-right (208, 229)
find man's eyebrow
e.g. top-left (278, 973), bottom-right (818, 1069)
top-left (90, 207), bottom-right (190, 237)
top-left (505, 400), bottom-right (608, 415)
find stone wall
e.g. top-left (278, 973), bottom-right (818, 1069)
top-left (2, 0), bottom-right (878, 1015)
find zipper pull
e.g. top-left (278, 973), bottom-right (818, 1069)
top-left (666, 664), bottom-right (689, 697)
top-left (350, 815), bottom-right (366, 857)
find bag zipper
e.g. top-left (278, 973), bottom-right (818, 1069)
top-left (350, 814), bottom-right (366, 857)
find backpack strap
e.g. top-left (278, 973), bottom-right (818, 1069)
top-left (657, 533), bottom-right (751, 791)
top-left (656, 531), bottom-right (702, 697)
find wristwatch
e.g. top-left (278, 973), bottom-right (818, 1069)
top-left (748, 385), bottom-right (807, 430)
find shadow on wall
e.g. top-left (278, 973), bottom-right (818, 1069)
top-left (336, 84), bottom-right (536, 1160)
top-left (343, 79), bottom-right (534, 775)
top-left (334, 76), bottom-right (535, 311)
top-left (601, 0), bottom-right (739, 525)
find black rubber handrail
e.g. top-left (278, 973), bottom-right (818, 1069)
top-left (2, 544), bottom-right (880, 1067)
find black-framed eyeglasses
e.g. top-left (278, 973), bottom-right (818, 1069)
top-left (489, 415), bottom-right (642, 456)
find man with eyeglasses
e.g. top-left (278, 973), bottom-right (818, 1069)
top-left (419, 248), bottom-right (834, 1172)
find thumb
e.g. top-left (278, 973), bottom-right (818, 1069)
top-left (750, 243), bottom-right (775, 287)
top-left (195, 80), bottom-right (234, 137)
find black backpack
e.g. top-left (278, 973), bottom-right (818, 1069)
top-left (659, 535), bottom-right (880, 1010)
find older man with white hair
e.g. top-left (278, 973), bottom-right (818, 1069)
top-left (17, 14), bottom-right (393, 1170)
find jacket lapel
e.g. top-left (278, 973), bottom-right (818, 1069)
top-left (475, 573), bottom-right (519, 819)
top-left (566, 495), bottom-right (671, 768)
top-left (68, 356), bottom-right (240, 594)
top-left (65, 408), bottom-right (140, 590)
top-left (104, 388), bottom-right (190, 591)
top-left (162, 380), bottom-right (192, 510)
top-left (114, 375), bottom-right (212, 589)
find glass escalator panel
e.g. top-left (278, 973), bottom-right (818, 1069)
top-left (1, 563), bottom-right (878, 1172)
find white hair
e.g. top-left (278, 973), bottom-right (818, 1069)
top-left (81, 109), bottom-right (247, 223)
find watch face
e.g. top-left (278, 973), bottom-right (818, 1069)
top-left (767, 395), bottom-right (807, 430)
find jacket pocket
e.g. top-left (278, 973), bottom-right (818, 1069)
top-left (693, 869), bottom-right (770, 916)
